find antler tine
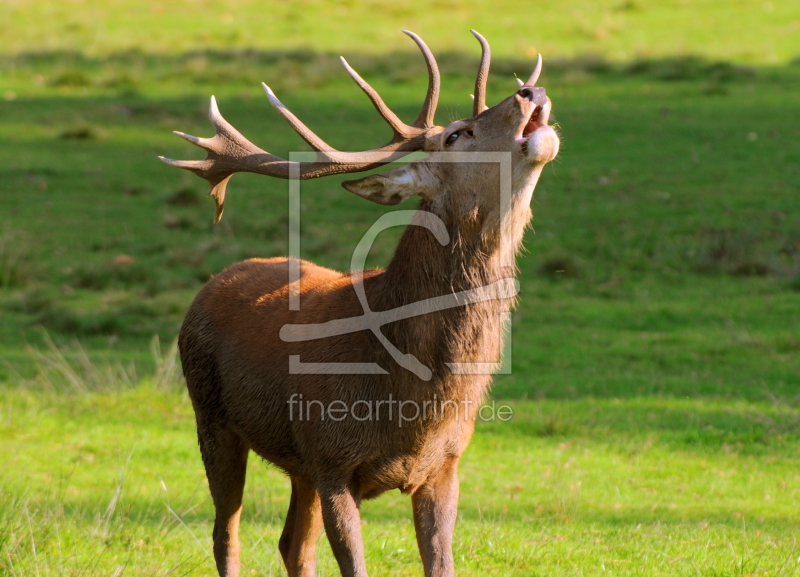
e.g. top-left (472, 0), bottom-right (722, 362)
top-left (524, 53), bottom-right (543, 87)
top-left (339, 56), bottom-right (410, 138)
top-left (403, 30), bottom-right (440, 128)
top-left (470, 30), bottom-right (491, 117)
top-left (262, 83), bottom-right (337, 160)
top-left (160, 96), bottom-right (276, 223)
top-left (164, 96), bottom-right (234, 156)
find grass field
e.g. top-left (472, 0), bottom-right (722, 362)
top-left (2, 1), bottom-right (800, 575)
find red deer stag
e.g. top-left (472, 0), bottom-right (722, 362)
top-left (161, 30), bottom-right (559, 577)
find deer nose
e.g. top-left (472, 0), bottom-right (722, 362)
top-left (517, 86), bottom-right (548, 106)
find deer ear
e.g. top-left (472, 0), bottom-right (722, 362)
top-left (342, 163), bottom-right (438, 205)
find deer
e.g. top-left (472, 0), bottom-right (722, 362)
top-left (160, 30), bottom-right (559, 577)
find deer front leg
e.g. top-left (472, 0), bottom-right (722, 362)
top-left (317, 483), bottom-right (368, 577)
top-left (412, 457), bottom-right (460, 577)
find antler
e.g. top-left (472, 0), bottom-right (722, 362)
top-left (159, 31), bottom-right (443, 223)
top-left (470, 30), bottom-right (491, 116)
top-left (523, 53), bottom-right (543, 87)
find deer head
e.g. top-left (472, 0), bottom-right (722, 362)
top-left (159, 30), bottom-right (559, 233)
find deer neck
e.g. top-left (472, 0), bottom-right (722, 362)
top-left (372, 189), bottom-right (534, 392)
top-left (381, 184), bottom-right (534, 303)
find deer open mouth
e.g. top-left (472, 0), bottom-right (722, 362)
top-left (516, 102), bottom-right (550, 145)
top-left (517, 98), bottom-right (559, 162)
top-left (521, 106), bottom-right (543, 139)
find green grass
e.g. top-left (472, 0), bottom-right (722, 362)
top-left (2, 382), bottom-right (799, 575)
top-left (2, 0), bottom-right (800, 575)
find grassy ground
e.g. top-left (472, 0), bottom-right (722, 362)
top-left (2, 1), bottom-right (800, 575)
top-left (2, 0), bottom-right (799, 61)
top-left (2, 380), bottom-right (799, 575)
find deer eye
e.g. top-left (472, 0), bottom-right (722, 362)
top-left (445, 132), bottom-right (459, 146)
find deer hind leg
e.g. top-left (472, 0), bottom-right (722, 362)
top-left (278, 476), bottom-right (323, 577)
top-left (411, 457), bottom-right (460, 577)
top-left (197, 423), bottom-right (250, 577)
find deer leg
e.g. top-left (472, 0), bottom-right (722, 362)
top-left (278, 481), bottom-right (298, 564)
top-left (411, 457), bottom-right (460, 577)
top-left (278, 476), bottom-right (323, 577)
top-left (198, 424), bottom-right (249, 577)
top-left (317, 483), bottom-right (368, 577)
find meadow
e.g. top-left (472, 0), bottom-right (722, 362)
top-left (1, 0), bottom-right (800, 575)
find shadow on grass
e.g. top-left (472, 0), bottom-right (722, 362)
top-left (1, 48), bottom-right (772, 93)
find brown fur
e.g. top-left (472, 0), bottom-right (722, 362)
top-left (178, 73), bottom-right (559, 576)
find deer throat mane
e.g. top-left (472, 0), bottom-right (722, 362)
top-left (366, 198), bottom-right (531, 387)
top-left (380, 196), bottom-right (532, 301)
